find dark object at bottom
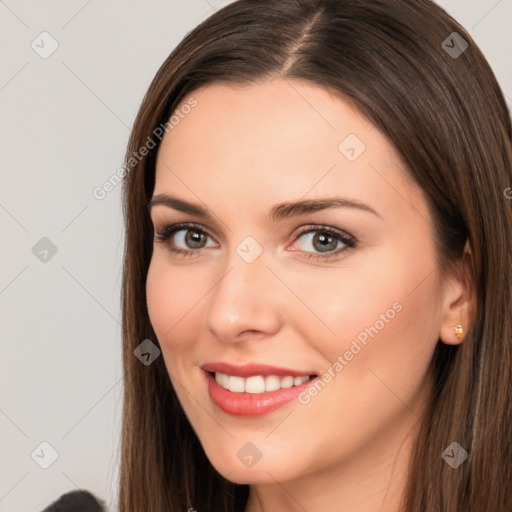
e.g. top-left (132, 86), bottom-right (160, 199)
top-left (41, 490), bottom-right (107, 512)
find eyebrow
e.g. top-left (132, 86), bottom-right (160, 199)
top-left (149, 193), bottom-right (380, 222)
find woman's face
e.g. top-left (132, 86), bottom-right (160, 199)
top-left (146, 78), bottom-right (454, 485)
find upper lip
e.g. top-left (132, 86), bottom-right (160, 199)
top-left (202, 362), bottom-right (316, 378)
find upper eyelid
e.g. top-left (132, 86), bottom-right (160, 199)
top-left (152, 220), bottom-right (348, 234)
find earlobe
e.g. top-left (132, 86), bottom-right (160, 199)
top-left (438, 240), bottom-right (474, 346)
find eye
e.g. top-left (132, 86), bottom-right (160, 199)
top-left (154, 222), bottom-right (217, 257)
top-left (290, 224), bottom-right (356, 260)
top-left (154, 222), bottom-right (357, 261)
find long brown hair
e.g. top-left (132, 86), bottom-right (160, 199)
top-left (119, 1), bottom-right (512, 510)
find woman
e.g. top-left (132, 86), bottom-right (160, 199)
top-left (118, 0), bottom-right (512, 510)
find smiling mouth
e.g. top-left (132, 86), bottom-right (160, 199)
top-left (208, 371), bottom-right (316, 393)
top-left (202, 367), bottom-right (320, 417)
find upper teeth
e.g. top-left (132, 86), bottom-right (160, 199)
top-left (214, 372), bottom-right (311, 393)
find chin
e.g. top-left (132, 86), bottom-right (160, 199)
top-left (203, 444), bottom-right (295, 484)
top-left (217, 464), bottom-right (289, 485)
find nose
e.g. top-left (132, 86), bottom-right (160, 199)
top-left (203, 248), bottom-right (283, 344)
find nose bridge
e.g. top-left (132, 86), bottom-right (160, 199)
top-left (204, 240), bottom-right (281, 341)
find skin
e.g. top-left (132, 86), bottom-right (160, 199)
top-left (146, 78), bottom-right (472, 512)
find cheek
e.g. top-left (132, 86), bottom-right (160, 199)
top-left (309, 242), bottom-right (443, 405)
top-left (284, 249), bottom-right (442, 470)
top-left (146, 259), bottom-right (172, 340)
top-left (146, 257), bottom-right (202, 350)
top-left (285, 249), bottom-right (432, 352)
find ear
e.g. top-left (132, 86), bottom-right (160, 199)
top-left (439, 239), bottom-right (474, 345)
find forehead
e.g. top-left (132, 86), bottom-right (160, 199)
top-left (153, 78), bottom-right (424, 222)
top-left (158, 78), bottom-right (375, 169)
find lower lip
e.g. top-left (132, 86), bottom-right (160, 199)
top-left (204, 370), bottom-right (316, 417)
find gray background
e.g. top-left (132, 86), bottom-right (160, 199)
top-left (1, 1), bottom-right (510, 511)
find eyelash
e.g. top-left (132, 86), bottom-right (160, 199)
top-left (153, 222), bottom-right (356, 261)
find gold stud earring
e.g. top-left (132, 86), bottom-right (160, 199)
top-left (453, 324), bottom-right (464, 339)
